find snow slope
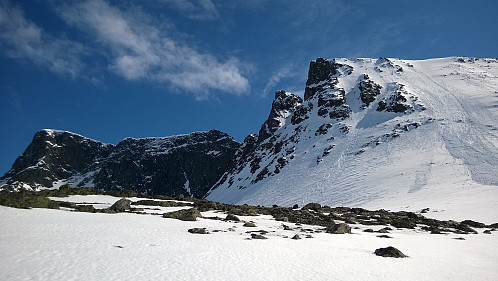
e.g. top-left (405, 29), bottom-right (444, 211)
top-left (207, 57), bottom-right (498, 221)
top-left (1, 201), bottom-right (497, 281)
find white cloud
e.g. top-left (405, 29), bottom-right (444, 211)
top-left (0, 0), bottom-right (85, 77)
top-left (263, 65), bottom-right (295, 96)
top-left (0, 0), bottom-right (248, 99)
top-left (58, 0), bottom-right (249, 99)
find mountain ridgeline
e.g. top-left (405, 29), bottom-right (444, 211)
top-left (0, 129), bottom-right (239, 197)
top-left (2, 57), bottom-right (498, 206)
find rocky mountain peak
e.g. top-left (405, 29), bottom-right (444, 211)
top-left (1, 129), bottom-right (111, 189)
top-left (1, 129), bottom-right (240, 196)
top-left (304, 58), bottom-right (353, 100)
top-left (258, 90), bottom-right (303, 141)
top-left (305, 58), bottom-right (337, 90)
top-left (207, 56), bottom-right (498, 206)
top-left (290, 58), bottom-right (354, 125)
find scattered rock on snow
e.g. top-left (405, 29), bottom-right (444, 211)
top-left (251, 233), bottom-right (267, 240)
top-left (390, 218), bottom-right (416, 229)
top-left (163, 208), bottom-right (202, 221)
top-left (460, 220), bottom-right (486, 228)
top-left (374, 246), bottom-right (407, 258)
top-left (76, 205), bottom-right (96, 213)
top-left (325, 223), bottom-right (351, 234)
top-left (291, 234), bottom-right (301, 240)
top-left (188, 228), bottom-right (209, 234)
top-left (303, 202), bottom-right (321, 211)
top-left (225, 214), bottom-right (241, 222)
top-left (377, 227), bottom-right (390, 233)
top-left (456, 223), bottom-right (478, 234)
top-left (109, 198), bottom-right (131, 212)
top-left (243, 222), bottom-right (256, 227)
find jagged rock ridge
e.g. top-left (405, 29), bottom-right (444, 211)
top-left (1, 129), bottom-right (239, 197)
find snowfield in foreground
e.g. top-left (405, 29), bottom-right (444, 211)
top-left (1, 195), bottom-right (497, 281)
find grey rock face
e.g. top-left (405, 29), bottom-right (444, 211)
top-left (301, 58), bottom-right (352, 121)
top-left (376, 83), bottom-right (415, 113)
top-left (93, 130), bottom-right (239, 197)
top-left (358, 74), bottom-right (382, 107)
top-left (1, 129), bottom-right (240, 197)
top-left (304, 58), bottom-right (352, 100)
top-left (259, 90), bottom-right (303, 141)
top-left (1, 130), bottom-right (111, 188)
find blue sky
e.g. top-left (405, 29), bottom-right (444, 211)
top-left (1, 0), bottom-right (497, 175)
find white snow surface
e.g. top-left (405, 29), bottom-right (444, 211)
top-left (2, 57), bottom-right (497, 280)
top-left (48, 195), bottom-right (193, 212)
top-left (41, 129), bottom-right (109, 145)
top-left (207, 57), bottom-right (498, 223)
top-left (1, 200), bottom-right (497, 281)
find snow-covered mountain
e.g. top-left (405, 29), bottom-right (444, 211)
top-left (206, 57), bottom-right (498, 209)
top-left (0, 129), bottom-right (239, 197)
top-left (2, 57), bottom-right (497, 210)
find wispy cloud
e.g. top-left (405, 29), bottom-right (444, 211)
top-left (157, 0), bottom-right (220, 20)
top-left (0, 0), bottom-right (85, 77)
top-left (57, 0), bottom-right (248, 99)
top-left (263, 64), bottom-right (295, 96)
top-left (0, 0), bottom-right (249, 99)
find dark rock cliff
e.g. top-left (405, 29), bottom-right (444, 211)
top-left (258, 90), bottom-right (302, 141)
top-left (1, 130), bottom-right (111, 188)
top-left (1, 129), bottom-right (239, 197)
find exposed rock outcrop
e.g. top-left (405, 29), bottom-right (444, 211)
top-left (259, 90), bottom-right (302, 141)
top-left (374, 246), bottom-right (408, 258)
top-left (301, 58), bottom-right (352, 121)
top-left (1, 129), bottom-right (239, 197)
